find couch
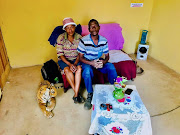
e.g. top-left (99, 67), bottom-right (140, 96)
top-left (61, 23), bottom-right (136, 90)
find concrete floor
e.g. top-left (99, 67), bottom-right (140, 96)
top-left (0, 55), bottom-right (180, 135)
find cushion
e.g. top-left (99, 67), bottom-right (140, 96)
top-left (81, 23), bottom-right (124, 50)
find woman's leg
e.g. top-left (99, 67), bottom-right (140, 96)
top-left (64, 67), bottom-right (77, 97)
top-left (74, 65), bottom-right (82, 96)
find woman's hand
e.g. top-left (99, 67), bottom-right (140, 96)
top-left (69, 64), bottom-right (77, 73)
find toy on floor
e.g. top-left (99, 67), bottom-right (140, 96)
top-left (113, 76), bottom-right (127, 103)
top-left (0, 88), bottom-right (2, 102)
top-left (37, 80), bottom-right (57, 118)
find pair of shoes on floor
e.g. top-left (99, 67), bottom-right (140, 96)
top-left (84, 93), bottom-right (93, 110)
top-left (72, 94), bottom-right (85, 104)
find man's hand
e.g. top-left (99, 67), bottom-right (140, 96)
top-left (69, 64), bottom-right (77, 73)
top-left (93, 59), bottom-right (103, 69)
top-left (79, 53), bottom-right (105, 69)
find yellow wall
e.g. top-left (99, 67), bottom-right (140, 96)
top-left (0, 0), bottom-right (153, 67)
top-left (148, 0), bottom-right (180, 74)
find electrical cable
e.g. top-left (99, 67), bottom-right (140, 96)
top-left (150, 105), bottom-right (180, 117)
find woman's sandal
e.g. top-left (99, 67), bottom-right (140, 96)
top-left (72, 96), bottom-right (79, 104)
top-left (72, 94), bottom-right (85, 104)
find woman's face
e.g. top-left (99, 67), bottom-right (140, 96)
top-left (65, 25), bottom-right (76, 36)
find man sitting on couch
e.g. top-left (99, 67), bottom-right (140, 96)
top-left (77, 19), bottom-right (117, 110)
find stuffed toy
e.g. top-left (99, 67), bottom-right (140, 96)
top-left (0, 88), bottom-right (2, 102)
top-left (37, 80), bottom-right (57, 118)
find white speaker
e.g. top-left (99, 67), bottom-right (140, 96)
top-left (137, 44), bottom-right (149, 60)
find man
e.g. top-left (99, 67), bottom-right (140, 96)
top-left (77, 19), bottom-right (117, 110)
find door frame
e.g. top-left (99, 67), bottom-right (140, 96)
top-left (0, 27), bottom-right (10, 89)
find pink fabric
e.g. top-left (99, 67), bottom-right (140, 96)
top-left (81, 23), bottom-right (124, 50)
top-left (62, 18), bottom-right (77, 30)
top-left (63, 18), bottom-right (75, 26)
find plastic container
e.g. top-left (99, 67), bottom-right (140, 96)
top-left (140, 30), bottom-right (148, 44)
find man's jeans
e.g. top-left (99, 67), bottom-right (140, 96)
top-left (82, 62), bottom-right (117, 93)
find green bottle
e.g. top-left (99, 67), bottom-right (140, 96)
top-left (113, 88), bottom-right (124, 100)
top-left (54, 77), bottom-right (59, 84)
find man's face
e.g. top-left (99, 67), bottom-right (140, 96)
top-left (89, 21), bottom-right (100, 36)
top-left (65, 25), bottom-right (76, 36)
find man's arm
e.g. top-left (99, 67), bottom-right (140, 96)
top-left (101, 53), bottom-right (109, 65)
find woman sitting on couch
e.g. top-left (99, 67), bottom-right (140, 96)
top-left (56, 17), bottom-right (84, 104)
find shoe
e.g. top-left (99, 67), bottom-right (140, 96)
top-left (72, 96), bottom-right (79, 104)
top-left (136, 65), bottom-right (144, 75)
top-left (64, 88), bottom-right (69, 93)
top-left (84, 93), bottom-right (93, 110)
top-left (78, 94), bottom-right (85, 103)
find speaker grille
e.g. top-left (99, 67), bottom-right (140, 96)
top-left (139, 47), bottom-right (147, 54)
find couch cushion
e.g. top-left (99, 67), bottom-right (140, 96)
top-left (81, 23), bottom-right (124, 50)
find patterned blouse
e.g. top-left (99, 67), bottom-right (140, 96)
top-left (56, 32), bottom-right (82, 61)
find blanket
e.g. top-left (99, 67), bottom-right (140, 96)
top-left (48, 24), bottom-right (82, 46)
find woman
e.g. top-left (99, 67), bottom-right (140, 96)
top-left (56, 17), bottom-right (84, 104)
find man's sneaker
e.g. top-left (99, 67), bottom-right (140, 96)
top-left (84, 93), bottom-right (93, 110)
top-left (78, 94), bottom-right (85, 103)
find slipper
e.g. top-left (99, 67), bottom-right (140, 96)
top-left (64, 88), bottom-right (69, 93)
top-left (136, 65), bottom-right (144, 74)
